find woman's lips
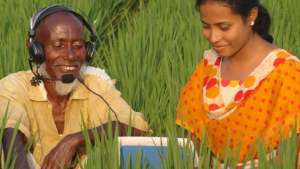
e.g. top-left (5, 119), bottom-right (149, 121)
top-left (213, 45), bottom-right (226, 51)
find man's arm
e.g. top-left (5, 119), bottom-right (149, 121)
top-left (41, 121), bottom-right (147, 169)
top-left (2, 128), bottom-right (31, 169)
top-left (73, 121), bottom-right (147, 154)
top-left (82, 121), bottom-right (146, 143)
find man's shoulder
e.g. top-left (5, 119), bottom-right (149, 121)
top-left (0, 71), bottom-right (32, 86)
top-left (82, 66), bottom-right (115, 91)
top-left (83, 66), bottom-right (112, 82)
top-left (0, 71), bottom-right (33, 98)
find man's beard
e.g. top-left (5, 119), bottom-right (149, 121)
top-left (38, 63), bottom-right (86, 96)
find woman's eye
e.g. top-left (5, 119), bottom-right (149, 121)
top-left (202, 23), bottom-right (209, 29)
top-left (219, 24), bottom-right (231, 31)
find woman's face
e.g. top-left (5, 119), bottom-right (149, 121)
top-left (199, 2), bottom-right (253, 58)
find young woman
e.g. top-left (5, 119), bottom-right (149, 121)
top-left (176, 0), bottom-right (300, 165)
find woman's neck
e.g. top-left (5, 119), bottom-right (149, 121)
top-left (231, 33), bottom-right (275, 62)
top-left (221, 33), bottom-right (276, 80)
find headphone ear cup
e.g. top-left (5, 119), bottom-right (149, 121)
top-left (29, 41), bottom-right (45, 64)
top-left (85, 41), bottom-right (96, 62)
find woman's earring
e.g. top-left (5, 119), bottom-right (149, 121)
top-left (250, 21), bottom-right (255, 26)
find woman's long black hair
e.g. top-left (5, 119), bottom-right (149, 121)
top-left (196, 0), bottom-right (273, 43)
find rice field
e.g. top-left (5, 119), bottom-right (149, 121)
top-left (0, 0), bottom-right (299, 168)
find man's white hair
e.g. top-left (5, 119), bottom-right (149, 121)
top-left (38, 63), bottom-right (87, 96)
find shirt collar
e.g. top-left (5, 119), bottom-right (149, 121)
top-left (29, 78), bottom-right (88, 101)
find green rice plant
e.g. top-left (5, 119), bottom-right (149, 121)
top-left (160, 121), bottom-right (196, 169)
top-left (82, 122), bottom-right (300, 169)
top-left (0, 104), bottom-right (25, 169)
top-left (277, 126), bottom-right (298, 169)
top-left (82, 129), bottom-right (120, 169)
top-left (264, 0), bottom-right (300, 55)
top-left (82, 120), bottom-right (152, 169)
top-left (3, 124), bottom-right (19, 169)
top-left (1, 0), bottom-right (300, 168)
top-left (98, 0), bottom-right (205, 135)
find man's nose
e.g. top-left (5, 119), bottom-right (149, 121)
top-left (65, 47), bottom-right (76, 60)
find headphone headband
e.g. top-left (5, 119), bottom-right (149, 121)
top-left (29, 5), bottom-right (97, 42)
top-left (28, 4), bottom-right (97, 67)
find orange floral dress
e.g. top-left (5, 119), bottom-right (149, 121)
top-left (176, 49), bottom-right (300, 161)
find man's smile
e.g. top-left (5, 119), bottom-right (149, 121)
top-left (55, 65), bottom-right (79, 72)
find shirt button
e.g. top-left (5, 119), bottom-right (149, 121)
top-left (59, 134), bottom-right (63, 137)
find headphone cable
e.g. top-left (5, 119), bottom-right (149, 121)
top-left (77, 78), bottom-right (120, 123)
top-left (28, 59), bottom-right (43, 86)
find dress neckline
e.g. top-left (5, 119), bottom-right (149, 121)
top-left (218, 48), bottom-right (282, 82)
top-left (202, 48), bottom-right (295, 120)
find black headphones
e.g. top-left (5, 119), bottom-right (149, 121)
top-left (28, 4), bottom-right (97, 64)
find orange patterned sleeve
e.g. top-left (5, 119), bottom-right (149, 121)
top-left (176, 59), bottom-right (208, 137)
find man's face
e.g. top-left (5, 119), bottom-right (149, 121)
top-left (36, 12), bottom-right (86, 80)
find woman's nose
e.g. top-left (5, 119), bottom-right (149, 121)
top-left (208, 29), bottom-right (221, 44)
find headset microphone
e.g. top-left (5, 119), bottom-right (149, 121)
top-left (61, 74), bottom-right (76, 83)
top-left (31, 74), bottom-right (76, 84)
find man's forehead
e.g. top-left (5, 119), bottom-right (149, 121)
top-left (36, 12), bottom-right (84, 40)
top-left (38, 12), bottom-right (83, 31)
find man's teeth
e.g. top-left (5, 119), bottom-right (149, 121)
top-left (63, 66), bottom-right (76, 71)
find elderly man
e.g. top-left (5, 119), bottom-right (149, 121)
top-left (0, 5), bottom-right (150, 169)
